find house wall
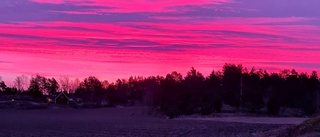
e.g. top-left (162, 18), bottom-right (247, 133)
top-left (56, 95), bottom-right (68, 104)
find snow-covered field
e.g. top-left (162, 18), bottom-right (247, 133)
top-left (0, 107), bottom-right (305, 137)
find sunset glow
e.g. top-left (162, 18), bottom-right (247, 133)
top-left (1, 0), bottom-right (320, 83)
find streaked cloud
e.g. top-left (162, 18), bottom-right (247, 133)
top-left (0, 0), bottom-right (319, 82)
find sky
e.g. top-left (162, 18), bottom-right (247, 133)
top-left (0, 0), bottom-right (320, 84)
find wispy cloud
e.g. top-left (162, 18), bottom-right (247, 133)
top-left (0, 0), bottom-right (319, 81)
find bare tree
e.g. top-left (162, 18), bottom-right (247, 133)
top-left (13, 75), bottom-right (29, 92)
top-left (0, 76), bottom-right (5, 92)
top-left (70, 78), bottom-right (80, 93)
top-left (102, 80), bottom-right (109, 89)
top-left (59, 76), bottom-right (71, 92)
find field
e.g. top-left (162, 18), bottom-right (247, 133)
top-left (0, 107), bottom-right (306, 137)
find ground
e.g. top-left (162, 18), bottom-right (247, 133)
top-left (0, 107), bottom-right (307, 137)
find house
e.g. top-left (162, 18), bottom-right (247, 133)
top-left (55, 92), bottom-right (70, 104)
top-left (46, 92), bottom-right (71, 105)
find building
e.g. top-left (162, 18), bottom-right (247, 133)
top-left (55, 92), bottom-right (69, 104)
top-left (46, 92), bottom-right (71, 105)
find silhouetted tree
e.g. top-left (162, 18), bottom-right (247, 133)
top-left (13, 75), bottom-right (29, 93)
top-left (115, 79), bottom-right (130, 104)
top-left (206, 70), bottom-right (223, 113)
top-left (0, 80), bottom-right (18, 95)
top-left (160, 71), bottom-right (183, 117)
top-left (28, 75), bottom-right (48, 98)
top-left (0, 80), bottom-right (6, 93)
top-left (144, 76), bottom-right (162, 111)
top-left (222, 63), bottom-right (243, 107)
top-left (267, 97), bottom-right (280, 115)
top-left (183, 67), bottom-right (206, 115)
top-left (128, 76), bottom-right (144, 102)
top-left (242, 68), bottom-right (264, 112)
top-left (106, 84), bottom-right (117, 106)
top-left (0, 63), bottom-right (319, 117)
top-left (301, 71), bottom-right (319, 115)
top-left (75, 76), bottom-right (104, 103)
top-left (70, 78), bottom-right (81, 93)
top-left (47, 78), bottom-right (59, 95)
top-left (264, 72), bottom-right (283, 114)
top-left (59, 76), bottom-right (71, 93)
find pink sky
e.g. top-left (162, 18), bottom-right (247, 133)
top-left (0, 0), bottom-right (320, 84)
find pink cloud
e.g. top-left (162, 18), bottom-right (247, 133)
top-left (30, 0), bottom-right (232, 12)
top-left (1, 15), bottom-right (320, 82)
top-left (3, 18), bottom-right (318, 48)
top-left (48, 10), bottom-right (99, 15)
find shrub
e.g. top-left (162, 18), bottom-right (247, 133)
top-left (268, 97), bottom-right (280, 115)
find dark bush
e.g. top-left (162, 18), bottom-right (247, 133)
top-left (267, 97), bottom-right (280, 115)
top-left (213, 97), bottom-right (222, 113)
top-left (302, 93), bottom-right (317, 116)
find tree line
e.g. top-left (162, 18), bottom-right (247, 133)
top-left (0, 63), bottom-right (319, 117)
